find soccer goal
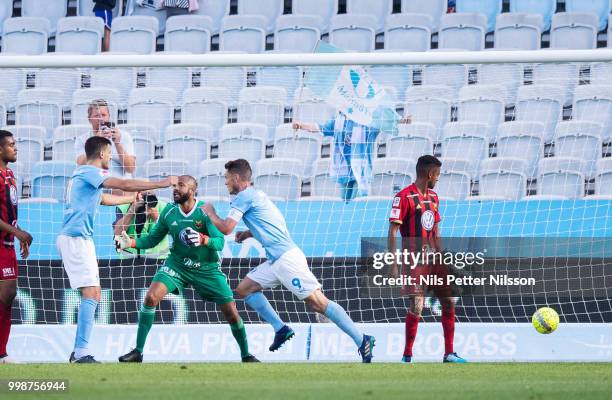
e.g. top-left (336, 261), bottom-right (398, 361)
top-left (2, 49), bottom-right (612, 362)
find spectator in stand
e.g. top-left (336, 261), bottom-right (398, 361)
top-left (93, 0), bottom-right (116, 51)
top-left (447, 0), bottom-right (456, 13)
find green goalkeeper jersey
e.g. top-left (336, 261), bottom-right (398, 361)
top-left (134, 201), bottom-right (224, 270)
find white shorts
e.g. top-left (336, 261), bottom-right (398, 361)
top-left (57, 235), bottom-right (100, 289)
top-left (247, 247), bottom-right (321, 300)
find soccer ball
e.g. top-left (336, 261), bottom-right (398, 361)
top-left (532, 307), bottom-right (559, 334)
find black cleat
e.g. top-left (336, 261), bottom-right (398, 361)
top-left (74, 355), bottom-right (101, 364)
top-left (69, 352), bottom-right (76, 363)
top-left (119, 349), bottom-right (143, 363)
top-left (269, 325), bottom-right (295, 352)
top-left (241, 354), bottom-right (261, 363)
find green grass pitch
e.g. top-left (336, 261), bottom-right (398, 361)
top-left (1, 363), bottom-right (611, 400)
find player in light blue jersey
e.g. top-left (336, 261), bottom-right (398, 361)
top-left (202, 159), bottom-right (375, 363)
top-left (58, 136), bottom-right (177, 363)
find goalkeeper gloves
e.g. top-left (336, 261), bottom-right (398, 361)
top-left (114, 231), bottom-right (135, 252)
top-left (183, 227), bottom-right (209, 247)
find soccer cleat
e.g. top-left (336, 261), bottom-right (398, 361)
top-left (358, 334), bottom-right (375, 363)
top-left (443, 352), bottom-right (467, 363)
top-left (401, 355), bottom-right (412, 363)
top-left (0, 355), bottom-right (16, 364)
top-left (269, 325), bottom-right (295, 352)
top-left (73, 355), bottom-right (101, 364)
top-left (118, 349), bottom-right (143, 363)
top-left (241, 354), bottom-right (261, 363)
top-left (69, 352), bottom-right (76, 363)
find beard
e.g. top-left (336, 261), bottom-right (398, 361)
top-left (427, 180), bottom-right (435, 189)
top-left (174, 192), bottom-right (190, 204)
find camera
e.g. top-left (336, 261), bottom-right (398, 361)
top-left (142, 193), bottom-right (158, 208)
top-left (101, 121), bottom-right (115, 131)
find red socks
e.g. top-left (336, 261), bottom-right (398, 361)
top-left (441, 308), bottom-right (456, 356)
top-left (0, 300), bottom-right (11, 357)
top-left (403, 312), bottom-right (420, 357)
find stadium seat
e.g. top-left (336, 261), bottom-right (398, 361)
top-left (142, 62), bottom-right (192, 104)
top-left (8, 125), bottom-right (46, 172)
top-left (198, 158), bottom-right (231, 197)
top-left (476, 63), bottom-right (523, 105)
top-left (200, 61), bottom-right (247, 105)
top-left (9, 161), bottom-right (26, 197)
top-left (404, 85), bottom-right (453, 141)
top-left (117, 124), bottom-right (156, 169)
top-left (89, 65), bottom-right (137, 109)
top-left (55, 17), bottom-right (104, 54)
top-left (457, 85), bottom-right (506, 138)
top-left (273, 124), bottom-right (322, 178)
top-left (554, 121), bottom-right (603, 179)
top-left (402, 0), bottom-right (446, 32)
top-left (590, 63), bottom-right (612, 86)
top-left (2, 17), bottom-right (50, 55)
top-left (0, 91), bottom-right (7, 127)
top-left (367, 64), bottom-right (413, 102)
top-left (110, 16), bottom-right (159, 54)
top-left (254, 158), bottom-right (303, 200)
top-left (310, 158), bottom-right (341, 198)
top-left (565, 0), bottom-right (611, 32)
top-left (537, 157), bottom-right (585, 198)
top-left (550, 12), bottom-right (598, 49)
top-left (436, 168), bottom-right (471, 200)
top-left (77, 0), bottom-right (122, 18)
top-left (192, 0), bottom-right (229, 34)
top-left (346, 0), bottom-right (393, 33)
top-left (292, 88), bottom-right (336, 127)
top-left (71, 88), bottom-right (120, 126)
top-left (163, 123), bottom-right (212, 166)
top-left (438, 13), bottom-right (487, 51)
top-left (0, 65), bottom-right (25, 111)
top-left (371, 158), bottom-right (416, 197)
top-left (0, 1), bottom-right (12, 30)
top-left (478, 157), bottom-right (528, 200)
top-left (384, 13), bottom-right (433, 52)
top-left (181, 87), bottom-right (229, 137)
top-left (515, 84), bottom-right (564, 142)
top-left (33, 68), bottom-right (82, 110)
top-left (218, 124), bottom-right (266, 167)
top-left (421, 64), bottom-right (469, 99)
top-left (329, 14), bottom-right (377, 52)
top-left (30, 161), bottom-right (76, 202)
top-left (237, 86), bottom-right (287, 142)
top-left (494, 12), bottom-right (543, 50)
top-left (21, 0), bottom-right (67, 36)
top-left (219, 15), bottom-right (266, 53)
top-left (164, 15), bottom-right (213, 54)
top-left (496, 121), bottom-right (546, 178)
top-left (594, 158), bottom-right (612, 196)
top-left (145, 159), bottom-right (191, 199)
top-left (572, 85), bottom-right (612, 140)
top-left (510, 0), bottom-right (556, 32)
top-left (237, 0), bottom-right (282, 34)
top-left (532, 63), bottom-right (580, 106)
top-left (441, 122), bottom-right (489, 178)
top-left (386, 130), bottom-right (433, 160)
top-left (52, 125), bottom-right (90, 162)
top-left (292, 0), bottom-right (337, 33)
top-left (274, 15), bottom-right (322, 53)
top-left (15, 89), bottom-right (63, 141)
top-left (128, 87), bottom-right (177, 144)
top-left (397, 121), bottom-right (438, 142)
top-left (456, 0), bottom-right (502, 33)
top-left (256, 66), bottom-right (303, 103)
top-left (219, 122), bottom-right (268, 142)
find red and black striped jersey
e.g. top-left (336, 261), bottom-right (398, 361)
top-left (0, 168), bottom-right (18, 247)
top-left (389, 183), bottom-right (441, 244)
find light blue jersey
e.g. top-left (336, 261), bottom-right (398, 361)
top-left (60, 165), bottom-right (110, 238)
top-left (228, 186), bottom-right (296, 263)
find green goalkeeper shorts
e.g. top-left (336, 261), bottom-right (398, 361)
top-left (152, 263), bottom-right (235, 305)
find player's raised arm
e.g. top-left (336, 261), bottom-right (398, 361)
top-left (201, 202), bottom-right (238, 236)
top-left (204, 212), bottom-right (225, 251)
top-left (103, 176), bottom-right (177, 193)
top-left (100, 192), bottom-right (137, 206)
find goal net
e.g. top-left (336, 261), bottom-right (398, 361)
top-left (3, 52), bottom-right (612, 328)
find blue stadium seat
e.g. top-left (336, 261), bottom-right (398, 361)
top-left (21, 0), bottom-right (67, 35)
top-left (164, 15), bottom-right (212, 54)
top-left (34, 68), bottom-right (82, 110)
top-left (402, 0), bottom-right (447, 32)
top-left (384, 13), bottom-right (433, 51)
top-left (555, 121), bottom-right (603, 179)
top-left (2, 17), bottom-right (50, 55)
top-left (572, 85), bottom-right (612, 139)
top-left (219, 15), bottom-right (267, 53)
top-left (537, 157), bottom-right (585, 199)
top-left (181, 87), bottom-right (229, 138)
top-left (404, 85), bottom-right (453, 141)
top-left (56, 17), bottom-right (104, 55)
top-left (371, 158), bottom-right (416, 197)
top-left (329, 14), bottom-right (377, 52)
top-left (456, 0), bottom-right (502, 32)
top-left (273, 124), bottom-right (322, 178)
top-left (346, 0), bottom-right (393, 33)
top-left (439, 13), bottom-right (487, 51)
top-left (496, 121), bottom-right (545, 179)
top-left (15, 89), bottom-right (63, 142)
top-left (110, 16), bottom-right (159, 54)
top-left (89, 64), bottom-right (137, 109)
top-left (52, 125), bottom-right (90, 162)
top-left (595, 158), bottom-right (612, 196)
top-left (509, 0), bottom-right (556, 32)
top-left (198, 158), bottom-right (231, 197)
top-left (78, 0), bottom-right (122, 18)
top-left (71, 88), bottom-right (120, 126)
top-left (550, 12), bottom-right (598, 49)
top-left (441, 122), bottom-right (489, 178)
top-left (164, 123), bottom-right (212, 165)
top-left (254, 158), bottom-right (304, 200)
top-left (494, 12), bottom-right (543, 50)
top-left (237, 0), bottom-right (282, 34)
top-left (515, 84), bottom-right (564, 142)
top-left (128, 87), bottom-right (177, 144)
top-left (565, 0), bottom-right (611, 32)
top-left (192, 0), bottom-right (229, 34)
top-left (274, 15), bottom-right (322, 53)
top-left (457, 85), bottom-right (505, 139)
top-left (30, 161), bottom-right (76, 202)
top-left (292, 0), bottom-right (337, 33)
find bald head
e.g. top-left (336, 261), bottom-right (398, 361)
top-left (179, 175), bottom-right (197, 190)
top-left (173, 175), bottom-right (198, 204)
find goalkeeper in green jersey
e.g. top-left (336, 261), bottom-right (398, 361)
top-left (116, 175), bottom-right (258, 363)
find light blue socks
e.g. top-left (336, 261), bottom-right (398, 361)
top-left (74, 298), bottom-right (98, 359)
top-left (244, 292), bottom-right (285, 332)
top-left (324, 300), bottom-right (363, 347)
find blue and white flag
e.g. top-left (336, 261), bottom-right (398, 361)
top-left (304, 41), bottom-right (400, 134)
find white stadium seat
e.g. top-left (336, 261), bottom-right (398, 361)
top-left (34, 68), bottom-right (82, 110)
top-left (218, 123), bottom-right (266, 166)
top-left (478, 157), bottom-right (528, 200)
top-left (457, 84), bottom-right (506, 137)
top-left (145, 159), bottom-right (191, 198)
top-left (554, 121), bottom-right (603, 179)
top-left (496, 121), bottom-right (546, 178)
top-left (237, 86), bottom-right (287, 142)
top-left (371, 158), bottom-right (416, 197)
top-left (52, 125), bottom-right (90, 162)
top-left (292, 0), bottom-right (337, 32)
top-left (30, 161), bottom-right (76, 202)
top-left (595, 158), bottom-right (612, 196)
top-left (310, 158), bottom-right (341, 198)
top-left (572, 85), bottom-right (612, 142)
top-left (128, 88), bottom-right (177, 144)
top-left (550, 12), bottom-right (598, 49)
top-left (329, 14), bottom-right (377, 52)
top-left (192, 0), bottom-right (229, 34)
top-left (384, 13), bottom-right (433, 52)
top-left (8, 125), bottom-right (46, 173)
top-left (404, 85), bottom-right (453, 142)
top-left (346, 0), bottom-right (393, 32)
top-left (117, 124), bottom-right (156, 170)
top-left (476, 63), bottom-right (523, 105)
top-left (402, 0), bottom-right (446, 32)
top-left (89, 65), bottom-right (137, 109)
top-left (254, 158), bottom-right (304, 200)
top-left (421, 64), bottom-right (469, 99)
top-left (198, 158), bottom-right (231, 197)
top-left (274, 15), bottom-right (322, 53)
top-left (15, 89), bottom-right (63, 142)
top-left (56, 17), bottom-right (104, 54)
top-left (441, 122), bottom-right (490, 178)
top-left (515, 84), bottom-right (565, 142)
top-left (164, 15), bottom-right (213, 54)
top-left (71, 88), bottom-right (120, 125)
top-left (2, 17), bottom-right (50, 55)
top-left (495, 12), bottom-right (543, 50)
top-left (457, 0), bottom-right (503, 33)
top-left (439, 13), bottom-right (487, 51)
top-left (237, 0), bottom-right (283, 33)
top-left (163, 123), bottom-right (213, 166)
top-left (21, 0), bottom-right (67, 35)
top-left (219, 15), bottom-right (266, 53)
top-left (537, 157), bottom-right (585, 198)
top-left (110, 16), bottom-right (159, 54)
top-left (509, 0), bottom-right (556, 32)
top-left (181, 87), bottom-right (229, 137)
top-left (273, 124), bottom-right (322, 178)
